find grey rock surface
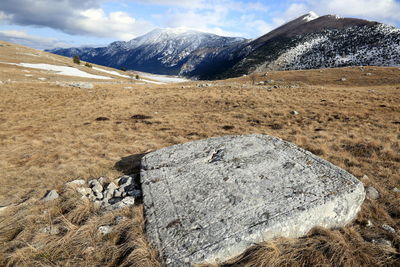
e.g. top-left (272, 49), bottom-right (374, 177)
top-left (42, 190), bottom-right (59, 201)
top-left (141, 134), bottom-right (365, 266)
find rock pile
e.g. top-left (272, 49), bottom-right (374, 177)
top-left (197, 83), bottom-right (212, 88)
top-left (43, 175), bottom-right (142, 210)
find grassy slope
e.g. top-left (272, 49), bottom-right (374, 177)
top-left (0, 42), bottom-right (399, 266)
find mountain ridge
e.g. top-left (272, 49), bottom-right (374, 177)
top-left (48, 13), bottom-right (400, 79)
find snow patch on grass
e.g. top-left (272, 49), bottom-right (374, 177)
top-left (15, 63), bottom-right (112, 79)
top-left (92, 67), bottom-right (130, 78)
top-left (140, 73), bottom-right (188, 83)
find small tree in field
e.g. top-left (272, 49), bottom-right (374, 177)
top-left (135, 74), bottom-right (140, 80)
top-left (73, 55), bottom-right (80, 65)
top-left (249, 72), bottom-right (257, 85)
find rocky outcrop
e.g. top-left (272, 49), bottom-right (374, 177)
top-left (141, 134), bottom-right (365, 266)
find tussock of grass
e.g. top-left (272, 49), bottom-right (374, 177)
top-left (0, 198), bottom-right (160, 267)
top-left (217, 227), bottom-right (398, 267)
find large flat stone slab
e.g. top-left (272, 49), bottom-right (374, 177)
top-left (141, 134), bottom-right (365, 266)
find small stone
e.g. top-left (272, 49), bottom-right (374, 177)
top-left (98, 225), bottom-right (113, 235)
top-left (114, 189), bottom-right (123, 198)
top-left (122, 197), bottom-right (135, 206)
top-left (109, 197), bottom-right (123, 205)
top-left (117, 176), bottom-right (133, 186)
top-left (341, 77), bottom-right (347, 81)
top-left (115, 216), bottom-right (127, 224)
top-left (372, 238), bottom-right (392, 246)
top-left (110, 197), bottom-right (135, 210)
top-left (382, 224), bottom-right (395, 233)
top-left (88, 193), bottom-right (97, 201)
top-left (361, 175), bottom-right (369, 182)
top-left (367, 220), bottom-right (373, 227)
top-left (95, 192), bottom-right (104, 200)
top-left (76, 187), bottom-right (92, 196)
top-left (104, 182), bottom-right (118, 199)
top-left (126, 189), bottom-right (142, 199)
top-left (106, 182), bottom-right (118, 191)
top-left (65, 179), bottom-right (86, 187)
top-left (83, 247), bottom-right (95, 255)
top-left (290, 110), bottom-right (299, 115)
top-left (0, 206), bottom-right (8, 215)
top-left (41, 226), bottom-right (60, 235)
top-left (366, 186), bottom-right (380, 200)
top-left (88, 180), bottom-right (103, 193)
top-left (366, 73), bottom-right (372, 76)
top-left (97, 177), bottom-right (106, 185)
top-left (42, 190), bottom-right (59, 201)
top-left (93, 201), bottom-right (102, 209)
top-left (392, 187), bottom-right (400, 193)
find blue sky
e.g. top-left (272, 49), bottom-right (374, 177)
top-left (1, 0), bottom-right (400, 50)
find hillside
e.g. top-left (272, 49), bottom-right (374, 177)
top-left (0, 41), bottom-right (399, 266)
top-left (49, 13), bottom-right (400, 80)
top-left (0, 41), bottom-right (189, 86)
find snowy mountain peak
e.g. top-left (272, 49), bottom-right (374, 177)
top-left (328, 14), bottom-right (343, 19)
top-left (303, 11), bottom-right (319, 22)
top-left (157, 27), bottom-right (197, 35)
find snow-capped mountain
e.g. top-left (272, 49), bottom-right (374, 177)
top-left (49, 28), bottom-right (247, 75)
top-left (189, 12), bottom-right (400, 79)
top-left (49, 13), bottom-right (400, 79)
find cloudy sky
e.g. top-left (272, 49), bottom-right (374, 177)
top-left (0, 0), bottom-right (400, 50)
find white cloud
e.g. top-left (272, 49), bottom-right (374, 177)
top-left (284, 3), bottom-right (309, 19)
top-left (0, 0), bottom-right (154, 40)
top-left (283, 0), bottom-right (400, 23)
top-left (132, 0), bottom-right (204, 7)
top-left (0, 30), bottom-right (71, 49)
top-left (313, 0), bottom-right (400, 21)
top-left (0, 11), bottom-right (13, 22)
top-left (158, 1), bottom-right (271, 37)
top-left (70, 9), bottom-right (153, 40)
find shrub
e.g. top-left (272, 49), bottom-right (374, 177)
top-left (136, 74), bottom-right (140, 80)
top-left (73, 55), bottom-right (80, 65)
top-left (249, 72), bottom-right (257, 85)
top-left (84, 62), bottom-right (92, 68)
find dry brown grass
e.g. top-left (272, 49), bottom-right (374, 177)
top-left (0, 41), bottom-right (399, 266)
